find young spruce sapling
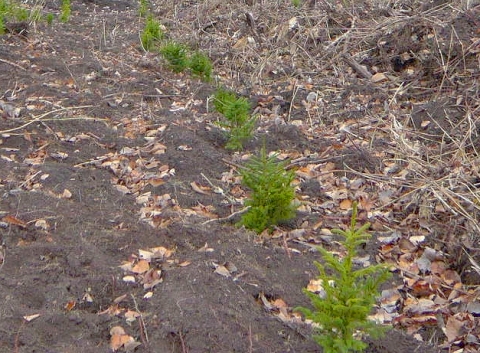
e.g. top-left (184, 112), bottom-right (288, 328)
top-left (238, 146), bottom-right (297, 233)
top-left (296, 202), bottom-right (391, 353)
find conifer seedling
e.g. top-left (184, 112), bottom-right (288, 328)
top-left (238, 146), bottom-right (297, 233)
top-left (188, 50), bottom-right (213, 82)
top-left (291, 0), bottom-right (301, 7)
top-left (45, 13), bottom-right (54, 25)
top-left (0, 0), bottom-right (30, 31)
top-left (213, 88), bottom-right (256, 151)
top-left (138, 0), bottom-right (149, 18)
top-left (141, 15), bottom-right (163, 51)
top-left (296, 202), bottom-right (391, 353)
top-left (159, 41), bottom-right (189, 73)
top-left (59, 0), bottom-right (70, 23)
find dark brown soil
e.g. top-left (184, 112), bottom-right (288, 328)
top-left (1, 0), bottom-right (479, 352)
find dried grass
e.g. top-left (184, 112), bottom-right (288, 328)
top-left (157, 0), bottom-right (480, 273)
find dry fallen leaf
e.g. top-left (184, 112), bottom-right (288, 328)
top-left (404, 298), bottom-right (437, 315)
top-left (148, 178), bottom-right (165, 187)
top-left (442, 269), bottom-right (461, 286)
top-left (197, 243), bottom-right (214, 253)
top-left (136, 192), bottom-right (151, 204)
top-left (142, 268), bottom-right (163, 289)
top-left (113, 294), bottom-right (128, 303)
top-left (64, 300), bottom-right (76, 311)
top-left (395, 314), bottom-right (437, 334)
top-left (445, 313), bottom-right (472, 342)
top-left (34, 219), bottom-right (49, 230)
top-left (98, 304), bottom-right (123, 316)
top-left (110, 326), bottom-right (135, 351)
top-left (124, 340), bottom-right (142, 352)
top-left (214, 265), bottom-right (231, 278)
top-left (61, 189), bottom-right (72, 199)
top-left (114, 184), bottom-right (131, 195)
top-left (138, 249), bottom-right (155, 260)
top-left (272, 298), bottom-right (287, 309)
top-left (259, 292), bottom-right (274, 310)
top-left (190, 181), bottom-right (211, 195)
top-left (125, 310), bottom-right (140, 323)
top-left (131, 259), bottom-right (150, 274)
top-left (371, 72), bottom-right (388, 83)
top-left (82, 292), bottom-right (93, 302)
top-left (191, 204), bottom-right (217, 219)
top-left (23, 314), bottom-right (40, 322)
top-left (149, 246), bottom-right (174, 259)
top-left (420, 120), bottom-right (431, 128)
top-left (409, 235), bottom-right (426, 245)
top-left (119, 261), bottom-right (133, 272)
top-left (123, 275), bottom-right (136, 283)
top-left (2, 215), bottom-right (27, 228)
top-left (177, 145), bottom-right (192, 151)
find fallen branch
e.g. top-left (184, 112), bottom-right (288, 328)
top-left (202, 206), bottom-right (250, 225)
top-left (0, 58), bottom-right (26, 71)
top-left (342, 53), bottom-right (372, 80)
top-left (0, 106), bottom-right (100, 134)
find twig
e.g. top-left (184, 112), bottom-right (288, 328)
top-left (222, 158), bottom-right (243, 170)
top-left (248, 324), bottom-right (253, 353)
top-left (14, 320), bottom-right (25, 353)
top-left (200, 172), bottom-right (237, 204)
top-left (130, 294), bottom-right (149, 347)
top-left (324, 28), bottom-right (353, 52)
top-left (282, 231), bottom-right (292, 259)
top-left (245, 12), bottom-right (258, 38)
top-left (179, 330), bottom-right (188, 353)
top-left (62, 59), bottom-right (79, 91)
top-left (464, 248), bottom-right (480, 277)
top-left (18, 171), bottom-right (42, 189)
top-left (287, 155), bottom-right (343, 169)
top-left (0, 58), bottom-right (26, 71)
top-left (291, 239), bottom-right (320, 251)
top-left (0, 106), bottom-right (95, 134)
top-left (111, 275), bottom-right (116, 298)
top-left (0, 241), bottom-right (5, 272)
top-left (287, 81), bottom-right (299, 122)
top-left (200, 173), bottom-right (217, 190)
top-left (202, 206), bottom-right (250, 225)
top-left (73, 156), bottom-right (110, 168)
top-left (110, 92), bottom-right (184, 99)
top-left (342, 53), bottom-right (372, 80)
